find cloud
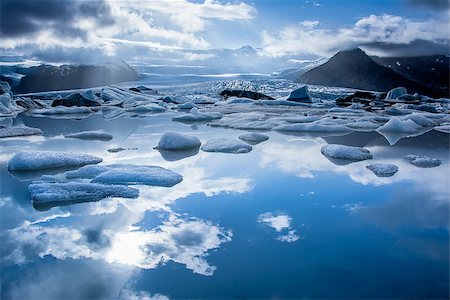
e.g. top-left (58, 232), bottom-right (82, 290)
top-left (257, 212), bottom-right (300, 242)
top-left (261, 14), bottom-right (450, 57)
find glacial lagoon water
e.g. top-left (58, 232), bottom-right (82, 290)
top-left (0, 110), bottom-right (449, 299)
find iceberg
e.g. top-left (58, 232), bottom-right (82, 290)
top-left (0, 126), bottom-right (43, 138)
top-left (404, 155), bottom-right (441, 168)
top-left (172, 107), bottom-right (222, 123)
top-left (239, 133), bottom-right (269, 145)
top-left (29, 182), bottom-right (139, 207)
top-left (346, 121), bottom-right (380, 132)
top-left (175, 102), bottom-right (196, 109)
top-left (287, 85), bottom-right (312, 103)
top-left (126, 103), bottom-right (165, 113)
top-left (91, 166), bottom-right (183, 187)
top-left (385, 87), bottom-right (407, 100)
top-left (434, 125), bottom-right (450, 133)
top-left (400, 114), bottom-right (436, 127)
top-left (155, 131), bottom-right (201, 151)
top-left (321, 144), bottom-right (373, 165)
top-left (65, 129), bottom-right (113, 141)
top-left (377, 117), bottom-right (422, 133)
top-left (8, 150), bottom-right (102, 171)
top-left (366, 164), bottom-right (399, 177)
top-left (274, 122), bottom-right (352, 133)
top-left (201, 138), bottom-right (252, 154)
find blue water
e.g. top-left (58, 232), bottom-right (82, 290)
top-left (0, 111), bottom-right (449, 299)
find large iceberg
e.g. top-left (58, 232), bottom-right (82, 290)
top-left (321, 144), bottom-right (373, 165)
top-left (29, 182), bottom-right (139, 206)
top-left (91, 166), bottom-right (183, 187)
top-left (0, 126), bottom-right (43, 138)
top-left (8, 150), bottom-right (102, 171)
top-left (65, 129), bottom-right (113, 141)
top-left (287, 85), bottom-right (312, 103)
top-left (155, 131), bottom-right (201, 151)
top-left (366, 164), bottom-right (399, 177)
top-left (201, 138), bottom-right (252, 154)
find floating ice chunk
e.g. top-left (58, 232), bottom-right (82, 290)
top-left (155, 131), bottom-right (201, 151)
top-left (175, 102), bottom-right (196, 109)
top-left (201, 138), bottom-right (252, 154)
top-left (172, 107), bottom-right (222, 122)
top-left (65, 129), bottom-right (113, 141)
top-left (0, 93), bottom-right (18, 116)
top-left (209, 112), bottom-right (276, 130)
top-left (29, 182), bottom-right (139, 206)
top-left (321, 144), bottom-right (373, 165)
top-left (400, 114), bottom-right (436, 127)
top-left (377, 117), bottom-right (422, 133)
top-left (0, 126), bottom-right (43, 138)
top-left (366, 164), bottom-right (399, 177)
top-left (126, 103), bottom-right (165, 113)
top-left (385, 87), bottom-right (407, 100)
top-left (404, 155), bottom-right (441, 168)
top-left (287, 85), bottom-right (311, 103)
top-left (274, 122), bottom-right (351, 133)
top-left (223, 97), bottom-right (254, 105)
top-left (65, 164), bottom-right (114, 179)
top-left (239, 133), bottom-right (269, 145)
top-left (30, 106), bottom-right (93, 115)
top-left (158, 147), bottom-right (200, 161)
top-left (346, 121), bottom-right (380, 132)
top-left (8, 150), bottom-right (102, 171)
top-left (434, 125), bottom-right (450, 133)
top-left (92, 166), bottom-right (183, 187)
top-left (282, 115), bottom-right (321, 123)
top-left (255, 99), bottom-right (308, 106)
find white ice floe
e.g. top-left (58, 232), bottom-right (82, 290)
top-left (91, 166), bottom-right (183, 187)
top-left (29, 182), bottom-right (139, 204)
top-left (239, 133), bottom-right (269, 145)
top-left (126, 103), bottom-right (165, 113)
top-left (273, 121), bottom-right (351, 133)
top-left (8, 150), bottom-right (102, 171)
top-left (209, 112), bottom-right (276, 130)
top-left (376, 116), bottom-right (422, 133)
top-left (400, 114), bottom-right (436, 127)
top-left (385, 87), bottom-right (407, 100)
top-left (321, 144), bottom-right (373, 164)
top-left (282, 115), bottom-right (321, 123)
top-left (65, 165), bottom-right (115, 179)
top-left (155, 131), bottom-right (201, 151)
top-left (0, 126), bottom-right (43, 138)
top-left (175, 102), bottom-right (196, 109)
top-left (366, 164), bottom-right (399, 177)
top-left (434, 125), bottom-right (450, 133)
top-left (346, 121), bottom-right (380, 132)
top-left (172, 107), bottom-right (222, 122)
top-left (404, 155), bottom-right (442, 168)
top-left (201, 138), bottom-right (252, 154)
top-left (30, 106), bottom-right (93, 115)
top-left (65, 129), bottom-right (113, 141)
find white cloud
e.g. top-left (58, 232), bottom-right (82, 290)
top-left (261, 14), bottom-right (450, 57)
top-left (258, 212), bottom-right (300, 242)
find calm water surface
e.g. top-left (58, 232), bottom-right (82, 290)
top-left (1, 110), bottom-right (449, 299)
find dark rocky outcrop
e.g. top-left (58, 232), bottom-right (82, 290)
top-left (297, 48), bottom-right (440, 98)
top-left (220, 89), bottom-right (274, 100)
top-left (14, 62), bottom-right (140, 94)
top-left (52, 92), bottom-right (102, 107)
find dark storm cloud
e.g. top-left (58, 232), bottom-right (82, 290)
top-left (406, 0), bottom-right (450, 10)
top-left (361, 39), bottom-right (450, 57)
top-left (0, 0), bottom-right (114, 38)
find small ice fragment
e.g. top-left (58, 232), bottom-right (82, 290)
top-left (155, 131), bottom-right (201, 151)
top-left (176, 102), bottom-right (196, 109)
top-left (29, 182), bottom-right (139, 205)
top-left (91, 166), bottom-right (183, 187)
top-left (239, 133), bottom-right (269, 145)
top-left (8, 150), bottom-right (102, 171)
top-left (0, 126), bottom-right (43, 138)
top-left (366, 164), bottom-right (399, 177)
top-left (321, 144), bottom-right (373, 164)
top-left (65, 129), bottom-right (113, 141)
top-left (404, 155), bottom-right (441, 168)
top-left (201, 138), bottom-right (252, 154)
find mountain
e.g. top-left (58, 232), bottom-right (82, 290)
top-left (13, 62), bottom-right (140, 94)
top-left (272, 58), bottom-right (328, 80)
top-left (296, 48), bottom-right (441, 97)
top-left (371, 55), bottom-right (449, 96)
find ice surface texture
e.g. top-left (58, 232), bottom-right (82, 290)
top-left (155, 131), bottom-right (201, 151)
top-left (404, 155), bottom-right (441, 168)
top-left (0, 126), bottom-right (43, 138)
top-left (201, 138), bottom-right (252, 153)
top-left (321, 144), bottom-right (373, 164)
top-left (8, 150), bottom-right (102, 171)
top-left (239, 133), bottom-right (269, 145)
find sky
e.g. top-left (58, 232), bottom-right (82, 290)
top-left (0, 0), bottom-right (449, 66)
